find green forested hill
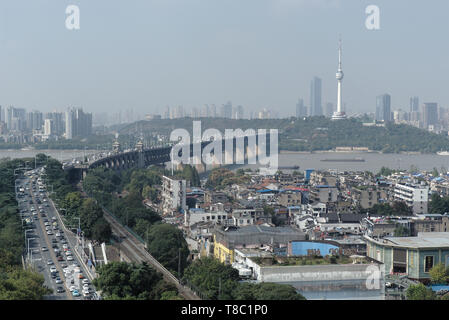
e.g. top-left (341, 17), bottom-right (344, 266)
top-left (120, 116), bottom-right (449, 153)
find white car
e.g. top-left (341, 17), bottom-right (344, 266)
top-left (47, 231), bottom-right (53, 235)
top-left (83, 284), bottom-right (89, 289)
top-left (69, 285), bottom-right (76, 292)
top-left (67, 256), bottom-right (74, 261)
top-left (66, 251), bottom-right (72, 256)
top-left (50, 266), bottom-right (57, 273)
top-left (63, 244), bottom-right (69, 250)
top-left (82, 279), bottom-right (89, 285)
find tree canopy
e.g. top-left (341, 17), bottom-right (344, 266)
top-left (93, 261), bottom-right (179, 300)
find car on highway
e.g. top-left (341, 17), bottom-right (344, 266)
top-left (56, 287), bottom-right (65, 293)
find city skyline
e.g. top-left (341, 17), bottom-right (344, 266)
top-left (0, 1), bottom-right (448, 117)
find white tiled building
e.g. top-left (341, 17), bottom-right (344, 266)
top-left (394, 183), bottom-right (429, 214)
top-left (161, 175), bottom-right (187, 215)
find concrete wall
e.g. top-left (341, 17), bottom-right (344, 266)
top-left (256, 263), bottom-right (384, 283)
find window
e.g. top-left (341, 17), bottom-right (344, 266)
top-left (425, 256), bottom-right (434, 273)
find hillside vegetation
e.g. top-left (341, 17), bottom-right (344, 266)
top-left (120, 117), bottom-right (449, 153)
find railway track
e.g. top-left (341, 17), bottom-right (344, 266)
top-left (102, 210), bottom-right (200, 300)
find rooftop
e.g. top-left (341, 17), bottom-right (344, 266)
top-left (369, 232), bottom-right (449, 249)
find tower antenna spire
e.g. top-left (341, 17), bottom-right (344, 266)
top-left (338, 35), bottom-right (342, 71)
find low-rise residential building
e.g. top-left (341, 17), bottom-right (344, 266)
top-left (309, 185), bottom-right (338, 206)
top-left (351, 186), bottom-right (388, 209)
top-left (393, 183), bottom-right (429, 214)
top-left (277, 190), bottom-right (302, 207)
top-left (365, 232), bottom-right (449, 279)
top-left (213, 225), bottom-right (305, 264)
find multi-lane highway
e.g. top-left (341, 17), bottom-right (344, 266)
top-left (16, 169), bottom-right (98, 300)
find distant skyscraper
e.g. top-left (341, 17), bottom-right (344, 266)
top-left (5, 106), bottom-right (13, 129)
top-left (376, 94), bottom-right (391, 122)
top-left (295, 98), bottom-right (307, 118)
top-left (27, 110), bottom-right (43, 131)
top-left (221, 101), bottom-right (232, 118)
top-left (65, 107), bottom-right (92, 139)
top-left (44, 119), bottom-right (53, 136)
top-left (422, 102), bottom-right (438, 129)
top-left (310, 77), bottom-right (322, 116)
top-left (210, 104), bottom-right (217, 118)
top-left (410, 96), bottom-right (419, 112)
top-left (65, 109), bottom-right (74, 139)
top-left (46, 112), bottom-right (65, 135)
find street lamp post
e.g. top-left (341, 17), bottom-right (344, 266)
top-left (25, 229), bottom-right (33, 250)
top-left (27, 237), bottom-right (35, 262)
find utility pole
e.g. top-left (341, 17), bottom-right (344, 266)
top-left (218, 277), bottom-right (222, 300)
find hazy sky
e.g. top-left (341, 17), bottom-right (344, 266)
top-left (0, 0), bottom-right (448, 117)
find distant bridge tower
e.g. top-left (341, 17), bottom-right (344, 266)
top-left (136, 139), bottom-right (145, 168)
top-left (112, 140), bottom-right (121, 153)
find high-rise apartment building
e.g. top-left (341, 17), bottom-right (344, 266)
top-left (26, 110), bottom-right (44, 131)
top-left (422, 102), bottom-right (438, 129)
top-left (296, 98), bottom-right (307, 118)
top-left (410, 96), bottom-right (419, 112)
top-left (375, 94), bottom-right (391, 122)
top-left (310, 77), bottom-right (322, 116)
top-left (221, 101), bottom-right (233, 118)
top-left (65, 107), bottom-right (92, 139)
